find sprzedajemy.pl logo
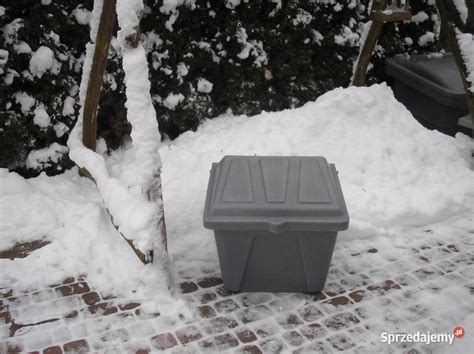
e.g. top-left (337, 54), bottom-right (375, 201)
top-left (381, 327), bottom-right (465, 345)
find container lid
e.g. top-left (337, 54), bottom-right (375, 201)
top-left (203, 156), bottom-right (349, 232)
top-left (385, 53), bottom-right (467, 108)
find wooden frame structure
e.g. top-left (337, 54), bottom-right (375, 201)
top-left (352, 0), bottom-right (412, 87)
top-left (352, 0), bottom-right (474, 132)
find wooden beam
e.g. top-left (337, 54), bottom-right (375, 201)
top-left (352, 0), bottom-right (388, 86)
top-left (352, 21), bottom-right (384, 86)
top-left (82, 0), bottom-right (117, 151)
top-left (436, 0), bottom-right (474, 135)
top-left (371, 10), bottom-right (412, 23)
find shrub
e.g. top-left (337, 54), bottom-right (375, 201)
top-left (0, 0), bottom-right (440, 175)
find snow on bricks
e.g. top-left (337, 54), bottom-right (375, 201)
top-left (1, 222), bottom-right (473, 353)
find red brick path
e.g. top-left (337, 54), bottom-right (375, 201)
top-left (1, 225), bottom-right (473, 353)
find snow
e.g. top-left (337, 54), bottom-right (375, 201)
top-left (4, 69), bottom-right (18, 84)
top-left (2, 19), bottom-right (23, 46)
top-left (176, 62), bottom-right (189, 77)
top-left (160, 0), bottom-right (195, 14)
top-left (165, 12), bottom-right (179, 32)
top-left (68, 0), bottom-right (169, 290)
top-left (418, 31), bottom-right (435, 46)
top-left (236, 28), bottom-right (268, 67)
top-left (61, 96), bottom-right (76, 116)
top-left (334, 26), bottom-right (359, 46)
top-left (163, 92), bottom-right (184, 109)
top-left (26, 143), bottom-right (68, 170)
top-left (456, 29), bottom-right (474, 93)
top-left (0, 49), bottom-right (9, 68)
top-left (33, 105), bottom-right (51, 129)
top-left (293, 9), bottom-right (313, 26)
top-left (312, 30), bottom-right (324, 45)
top-left (73, 6), bottom-right (91, 25)
top-left (14, 41), bottom-right (32, 54)
top-left (0, 169), bottom-right (186, 315)
top-left (452, 0), bottom-right (468, 24)
top-left (14, 91), bottom-right (35, 112)
top-left (29, 46), bottom-right (55, 78)
top-left (197, 78), bottom-right (213, 93)
top-left (160, 84), bottom-right (474, 266)
top-left (226, 0), bottom-right (241, 9)
top-left (41, 0), bottom-right (52, 5)
top-left (54, 122), bottom-right (69, 138)
top-left (411, 11), bottom-right (429, 24)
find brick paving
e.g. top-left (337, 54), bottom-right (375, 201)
top-left (1, 218), bottom-right (473, 353)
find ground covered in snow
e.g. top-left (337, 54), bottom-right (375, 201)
top-left (1, 84), bottom-right (473, 352)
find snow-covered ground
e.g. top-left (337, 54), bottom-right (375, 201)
top-left (1, 84), bottom-right (473, 352)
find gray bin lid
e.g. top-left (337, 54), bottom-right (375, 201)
top-left (203, 156), bottom-right (349, 233)
top-left (385, 53), bottom-right (467, 108)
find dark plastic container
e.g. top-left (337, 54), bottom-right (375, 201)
top-left (203, 156), bottom-right (349, 293)
top-left (385, 54), bottom-right (469, 134)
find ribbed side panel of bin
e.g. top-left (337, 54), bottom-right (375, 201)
top-left (203, 156), bottom-right (349, 293)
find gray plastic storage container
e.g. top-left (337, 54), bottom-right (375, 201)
top-left (385, 54), bottom-right (469, 134)
top-left (203, 156), bottom-right (349, 293)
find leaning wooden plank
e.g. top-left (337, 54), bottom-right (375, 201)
top-left (352, 0), bottom-right (388, 86)
top-left (352, 20), bottom-right (385, 86)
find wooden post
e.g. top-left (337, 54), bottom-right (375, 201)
top-left (82, 0), bottom-right (117, 151)
top-left (352, 0), bottom-right (412, 86)
top-left (352, 0), bottom-right (387, 86)
top-left (436, 0), bottom-right (474, 134)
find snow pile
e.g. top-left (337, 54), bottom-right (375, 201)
top-left (160, 84), bottom-right (474, 265)
top-left (68, 0), bottom-right (167, 270)
top-left (0, 169), bottom-right (183, 314)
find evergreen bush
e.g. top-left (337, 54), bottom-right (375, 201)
top-left (0, 0), bottom-right (440, 176)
